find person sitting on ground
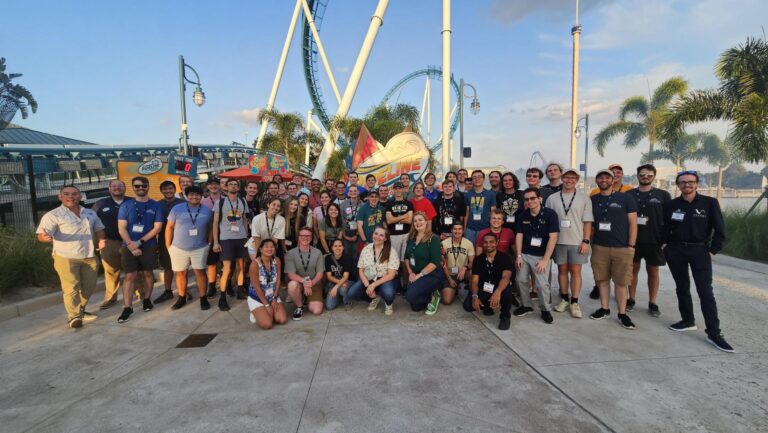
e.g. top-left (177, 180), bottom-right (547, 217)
top-left (324, 239), bottom-right (353, 310)
top-left (345, 227), bottom-right (401, 314)
top-left (464, 233), bottom-right (515, 330)
top-left (285, 227), bottom-right (325, 319)
top-left (441, 222), bottom-right (475, 305)
top-left (247, 239), bottom-right (287, 329)
top-left (404, 212), bottom-right (445, 315)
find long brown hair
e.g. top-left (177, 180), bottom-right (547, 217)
top-left (408, 211), bottom-right (434, 243)
top-left (372, 226), bottom-right (392, 264)
top-left (283, 197), bottom-right (301, 239)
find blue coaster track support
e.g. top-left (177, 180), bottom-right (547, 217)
top-left (302, 0), bottom-right (332, 131)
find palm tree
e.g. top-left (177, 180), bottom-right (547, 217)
top-left (595, 77), bottom-right (688, 162)
top-left (0, 57), bottom-right (38, 130)
top-left (700, 134), bottom-right (734, 201)
top-left (663, 37), bottom-right (768, 163)
top-left (256, 109), bottom-right (325, 170)
top-left (641, 132), bottom-right (714, 172)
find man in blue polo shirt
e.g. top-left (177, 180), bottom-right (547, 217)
top-left (464, 170), bottom-right (496, 244)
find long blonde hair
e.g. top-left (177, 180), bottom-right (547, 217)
top-left (407, 211), bottom-right (434, 243)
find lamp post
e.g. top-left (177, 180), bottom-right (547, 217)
top-left (458, 79), bottom-right (479, 169)
top-left (575, 113), bottom-right (589, 193)
top-left (178, 55), bottom-right (206, 156)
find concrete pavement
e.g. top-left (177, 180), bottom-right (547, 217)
top-left (1, 257), bottom-right (766, 433)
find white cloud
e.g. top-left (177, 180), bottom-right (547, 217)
top-left (229, 108), bottom-right (262, 125)
top-left (489, 0), bottom-right (616, 24)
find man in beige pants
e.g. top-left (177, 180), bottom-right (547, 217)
top-left (37, 185), bottom-right (107, 328)
top-left (92, 179), bottom-right (126, 309)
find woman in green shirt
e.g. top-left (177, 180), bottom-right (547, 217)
top-left (404, 212), bottom-right (445, 315)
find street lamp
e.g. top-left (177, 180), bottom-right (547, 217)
top-left (179, 55), bottom-right (206, 156)
top-left (459, 79), bottom-right (479, 169)
top-left (575, 113), bottom-right (589, 193)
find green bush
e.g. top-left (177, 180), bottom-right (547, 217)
top-left (0, 227), bottom-right (57, 293)
top-left (722, 210), bottom-right (768, 263)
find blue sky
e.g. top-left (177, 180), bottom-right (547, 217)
top-left (4, 0), bottom-right (767, 175)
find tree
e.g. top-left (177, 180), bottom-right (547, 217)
top-left (663, 37), bottom-right (768, 163)
top-left (595, 77), bottom-right (688, 161)
top-left (256, 109), bottom-right (325, 171)
top-left (700, 134), bottom-right (734, 200)
top-left (0, 58), bottom-right (38, 130)
top-left (641, 132), bottom-right (713, 172)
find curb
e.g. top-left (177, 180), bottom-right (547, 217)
top-left (714, 254), bottom-right (768, 276)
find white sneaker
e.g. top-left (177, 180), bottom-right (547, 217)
top-left (249, 312), bottom-right (256, 324)
top-left (367, 296), bottom-right (381, 311)
top-left (570, 303), bottom-right (582, 319)
top-left (384, 304), bottom-right (393, 315)
top-left (553, 299), bottom-right (569, 313)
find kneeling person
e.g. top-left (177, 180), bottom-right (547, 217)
top-left (285, 227), bottom-right (325, 319)
top-left (441, 223), bottom-right (475, 304)
top-left (463, 233), bottom-right (514, 330)
top-left (248, 239), bottom-right (288, 329)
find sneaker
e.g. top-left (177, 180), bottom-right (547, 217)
top-left (142, 299), bottom-right (153, 312)
top-left (249, 312), bottom-right (256, 324)
top-left (99, 299), bottom-right (116, 310)
top-left (186, 293), bottom-right (194, 301)
top-left (292, 307), bottom-right (304, 321)
top-left (80, 311), bottom-right (97, 323)
top-left (343, 303), bottom-right (352, 311)
top-left (541, 311), bottom-right (554, 324)
top-left (553, 299), bottom-right (569, 313)
top-left (226, 286), bottom-right (235, 297)
top-left (384, 304), bottom-right (394, 315)
top-left (648, 303), bottom-right (661, 318)
top-left (589, 308), bottom-right (610, 320)
top-left (367, 296), bottom-right (381, 311)
top-left (707, 334), bottom-right (735, 353)
top-left (498, 317), bottom-right (511, 330)
top-left (200, 297), bottom-right (210, 310)
top-left (570, 303), bottom-right (583, 319)
top-left (618, 313), bottom-right (636, 330)
top-left (626, 298), bottom-right (636, 312)
top-left (117, 307), bottom-right (133, 323)
top-left (589, 285), bottom-right (600, 300)
top-left (218, 294), bottom-right (230, 312)
top-left (171, 296), bottom-right (187, 310)
top-left (669, 321), bottom-right (697, 332)
top-left (236, 286), bottom-right (247, 300)
top-left (68, 317), bottom-right (83, 328)
top-left (482, 307), bottom-right (494, 316)
top-left (206, 285), bottom-right (217, 299)
top-left (425, 291), bottom-right (441, 316)
top-left (513, 306), bottom-right (534, 317)
top-left (153, 290), bottom-right (174, 304)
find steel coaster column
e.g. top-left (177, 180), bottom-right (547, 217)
top-left (569, 0), bottom-right (582, 169)
top-left (441, 0), bottom-right (452, 177)
top-left (257, 0), bottom-right (303, 148)
top-left (301, 0), bottom-right (342, 104)
top-left (312, 0), bottom-right (390, 179)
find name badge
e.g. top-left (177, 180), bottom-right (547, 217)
top-left (599, 222), bottom-right (612, 231)
top-left (395, 224), bottom-right (404, 231)
top-left (303, 276), bottom-right (311, 282)
top-left (473, 213), bottom-right (481, 221)
top-left (560, 220), bottom-right (571, 228)
top-left (285, 240), bottom-right (293, 246)
top-left (444, 216), bottom-right (453, 225)
top-left (530, 237), bottom-right (543, 247)
top-left (103, 207), bottom-right (110, 212)
top-left (637, 217), bottom-right (648, 226)
top-left (671, 212), bottom-right (685, 222)
top-left (483, 282), bottom-right (494, 293)
top-left (132, 224), bottom-right (144, 233)
top-left (506, 215), bottom-right (515, 223)
top-left (451, 266), bottom-right (459, 274)
top-left (349, 222), bottom-right (357, 230)
top-left (409, 258), bottom-right (416, 266)
top-left (188, 228), bottom-right (198, 236)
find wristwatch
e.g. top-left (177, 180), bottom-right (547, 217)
top-left (137, 239), bottom-right (144, 246)
top-left (581, 239), bottom-right (590, 245)
top-left (471, 293), bottom-right (479, 298)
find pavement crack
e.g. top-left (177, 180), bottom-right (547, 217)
top-left (295, 313), bottom-right (332, 433)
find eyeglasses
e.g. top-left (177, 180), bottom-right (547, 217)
top-left (524, 197), bottom-right (539, 202)
top-left (133, 184), bottom-right (148, 189)
top-left (526, 174), bottom-right (539, 178)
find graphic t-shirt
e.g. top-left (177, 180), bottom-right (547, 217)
top-left (325, 253), bottom-right (354, 280)
top-left (442, 237), bottom-right (475, 271)
top-left (496, 190), bottom-right (524, 230)
top-left (434, 195), bottom-right (466, 234)
top-left (629, 187), bottom-right (671, 245)
top-left (386, 199), bottom-right (414, 235)
top-left (216, 196), bottom-right (249, 240)
top-left (464, 189), bottom-right (497, 231)
top-left (356, 203), bottom-right (386, 241)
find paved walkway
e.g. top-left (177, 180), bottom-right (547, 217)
top-left (1, 257), bottom-right (766, 433)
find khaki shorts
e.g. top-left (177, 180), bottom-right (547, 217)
top-left (591, 245), bottom-right (634, 286)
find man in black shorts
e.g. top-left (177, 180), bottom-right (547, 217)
top-left (212, 179), bottom-right (249, 310)
top-left (154, 180), bottom-right (186, 303)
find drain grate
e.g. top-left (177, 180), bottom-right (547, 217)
top-left (176, 333), bottom-right (218, 348)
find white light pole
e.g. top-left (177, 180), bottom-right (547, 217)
top-left (575, 114), bottom-right (589, 193)
top-left (441, 0), bottom-right (452, 177)
top-left (569, 0), bottom-right (582, 169)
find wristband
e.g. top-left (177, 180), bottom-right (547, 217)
top-left (471, 293), bottom-right (479, 298)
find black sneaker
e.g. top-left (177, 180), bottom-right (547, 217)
top-left (541, 311), bottom-right (554, 324)
top-left (482, 307), bottom-right (494, 316)
top-left (68, 317), bottom-right (83, 329)
top-left (206, 285), bottom-right (217, 299)
top-left (236, 285), bottom-right (247, 300)
top-left (186, 293), bottom-right (194, 301)
top-left (171, 296), bottom-right (187, 310)
top-left (589, 285), bottom-right (600, 300)
top-left (226, 285), bottom-right (235, 297)
top-left (117, 307), bottom-right (133, 323)
top-left (513, 306), bottom-right (534, 317)
top-left (292, 307), bottom-right (304, 321)
top-left (200, 297), bottom-right (210, 310)
top-left (153, 290), bottom-right (174, 304)
top-left (99, 299), bottom-right (117, 310)
top-left (618, 313), bottom-right (636, 330)
top-left (707, 334), bottom-right (735, 353)
top-left (498, 317), bottom-right (511, 330)
top-left (669, 320), bottom-right (697, 332)
top-left (626, 298), bottom-right (635, 312)
top-left (589, 308), bottom-right (610, 320)
top-left (648, 303), bottom-right (661, 318)
top-left (218, 293), bottom-right (230, 311)
top-left (142, 299), bottom-right (153, 312)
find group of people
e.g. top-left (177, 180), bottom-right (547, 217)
top-left (35, 163), bottom-right (734, 353)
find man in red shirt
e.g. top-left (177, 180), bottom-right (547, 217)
top-left (476, 209), bottom-right (515, 255)
top-left (410, 181), bottom-right (437, 221)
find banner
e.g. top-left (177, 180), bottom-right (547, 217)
top-left (249, 152), bottom-right (311, 178)
top-left (117, 159), bottom-right (180, 200)
top-left (354, 131), bottom-right (430, 187)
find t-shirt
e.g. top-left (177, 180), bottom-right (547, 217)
top-left (117, 199), bottom-right (164, 246)
top-left (340, 199), bottom-right (363, 235)
top-left (471, 252), bottom-right (514, 292)
top-left (168, 203), bottom-right (213, 250)
top-left (325, 253), bottom-right (354, 280)
top-left (201, 195), bottom-right (219, 210)
top-left (357, 244), bottom-right (400, 281)
top-left (433, 195), bottom-right (466, 234)
top-left (442, 237), bottom-right (475, 271)
top-left (464, 189), bottom-right (497, 231)
top-left (404, 235), bottom-right (442, 274)
top-left (386, 199), bottom-right (414, 235)
top-left (496, 190), bottom-right (524, 230)
top-left (215, 196), bottom-right (249, 240)
top-left (629, 187), bottom-right (671, 245)
top-left (515, 208), bottom-right (560, 256)
top-left (158, 198), bottom-right (186, 247)
top-left (318, 219), bottom-right (344, 251)
top-left (251, 213), bottom-right (286, 241)
top-left (475, 228), bottom-right (515, 255)
top-left (410, 197), bottom-right (437, 221)
top-left (356, 203), bottom-right (386, 242)
top-left (244, 196), bottom-right (261, 222)
top-left (591, 192), bottom-right (637, 247)
top-left (284, 246), bottom-right (325, 278)
top-left (545, 190), bottom-right (594, 246)
top-left (424, 187), bottom-right (440, 202)
top-left (92, 197), bottom-right (124, 241)
top-left (540, 183), bottom-right (563, 205)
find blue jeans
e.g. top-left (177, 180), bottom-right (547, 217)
top-left (464, 228), bottom-right (479, 245)
top-left (346, 278), bottom-right (399, 306)
top-left (405, 269), bottom-right (445, 311)
top-left (325, 281), bottom-right (350, 310)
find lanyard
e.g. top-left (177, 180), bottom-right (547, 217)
top-left (633, 189), bottom-right (651, 216)
top-left (186, 204), bottom-right (201, 227)
top-left (441, 196), bottom-right (455, 216)
top-left (298, 249), bottom-right (312, 274)
top-left (470, 191), bottom-right (484, 213)
top-left (372, 245), bottom-right (383, 263)
top-left (527, 211), bottom-right (545, 237)
top-left (596, 193), bottom-right (614, 222)
top-left (485, 256), bottom-right (496, 285)
top-left (133, 201), bottom-right (147, 221)
top-left (560, 192), bottom-right (576, 216)
top-left (261, 259), bottom-right (276, 284)
top-left (450, 239), bottom-right (462, 264)
top-left (346, 201), bottom-right (360, 221)
top-left (265, 215), bottom-right (276, 238)
top-left (226, 196), bottom-right (241, 220)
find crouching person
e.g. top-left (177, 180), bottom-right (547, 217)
top-left (464, 233), bottom-right (514, 330)
top-left (346, 227), bottom-right (400, 314)
top-left (248, 239), bottom-right (287, 329)
top-left (285, 227), bottom-right (325, 320)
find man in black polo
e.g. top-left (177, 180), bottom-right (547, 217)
top-left (464, 232), bottom-right (514, 330)
top-left (629, 164), bottom-right (670, 317)
top-left (92, 179), bottom-right (126, 309)
top-left (663, 170), bottom-right (733, 353)
top-left (154, 180), bottom-right (186, 304)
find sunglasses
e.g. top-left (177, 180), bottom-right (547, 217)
top-left (677, 169), bottom-right (698, 175)
top-left (133, 184), bottom-right (148, 189)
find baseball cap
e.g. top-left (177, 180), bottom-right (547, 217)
top-left (607, 163), bottom-right (623, 171)
top-left (206, 176), bottom-right (220, 185)
top-left (563, 168), bottom-right (580, 177)
top-left (595, 169), bottom-right (614, 178)
top-left (393, 181), bottom-right (404, 188)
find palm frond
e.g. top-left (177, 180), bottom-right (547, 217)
top-left (623, 122), bottom-right (647, 149)
top-left (716, 37), bottom-right (768, 99)
top-left (660, 90), bottom-right (735, 139)
top-left (593, 120), bottom-right (637, 156)
top-left (618, 96), bottom-right (649, 121)
top-left (730, 93), bottom-right (768, 163)
top-left (650, 76), bottom-right (688, 110)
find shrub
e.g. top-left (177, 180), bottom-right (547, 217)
top-left (0, 227), bottom-right (57, 293)
top-left (722, 210), bottom-right (768, 263)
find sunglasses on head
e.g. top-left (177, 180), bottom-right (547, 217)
top-left (677, 170), bottom-right (698, 175)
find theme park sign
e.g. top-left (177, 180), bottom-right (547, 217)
top-left (353, 131), bottom-right (430, 187)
